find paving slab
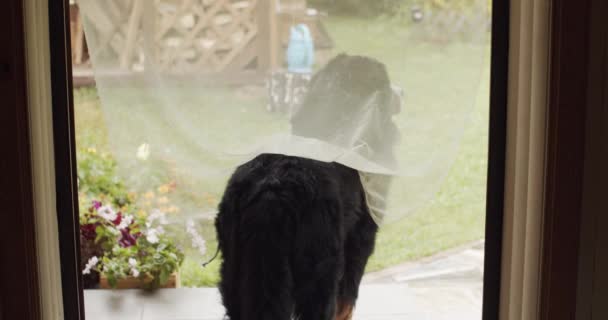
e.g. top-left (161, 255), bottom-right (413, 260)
top-left (85, 241), bottom-right (484, 320)
top-left (85, 284), bottom-right (480, 320)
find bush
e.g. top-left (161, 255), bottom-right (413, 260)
top-left (308, 0), bottom-right (488, 17)
top-left (309, 0), bottom-right (402, 16)
top-left (404, 0), bottom-right (491, 43)
top-left (77, 147), bottom-right (132, 208)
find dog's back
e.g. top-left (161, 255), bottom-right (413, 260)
top-left (216, 153), bottom-right (378, 320)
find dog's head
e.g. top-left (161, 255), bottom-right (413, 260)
top-left (296, 54), bottom-right (400, 113)
top-left (291, 54), bottom-right (401, 166)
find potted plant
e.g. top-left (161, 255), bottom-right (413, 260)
top-left (81, 200), bottom-right (184, 289)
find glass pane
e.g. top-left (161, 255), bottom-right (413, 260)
top-left (72, 0), bottom-right (490, 318)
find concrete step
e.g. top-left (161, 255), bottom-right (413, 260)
top-left (84, 284), bottom-right (481, 320)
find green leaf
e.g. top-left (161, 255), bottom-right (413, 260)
top-left (159, 268), bottom-right (170, 285)
top-left (108, 275), bottom-right (117, 288)
top-left (94, 226), bottom-right (104, 243)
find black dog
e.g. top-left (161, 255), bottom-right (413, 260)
top-left (215, 55), bottom-right (396, 320)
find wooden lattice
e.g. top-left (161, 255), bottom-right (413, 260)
top-left (78, 0), bottom-right (146, 71)
top-left (155, 0), bottom-right (259, 74)
top-left (76, 0), bottom-right (333, 82)
top-left (79, 0), bottom-right (262, 75)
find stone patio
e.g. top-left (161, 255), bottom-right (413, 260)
top-left (85, 241), bottom-right (484, 320)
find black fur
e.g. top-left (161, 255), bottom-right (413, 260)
top-left (215, 54), bottom-right (394, 320)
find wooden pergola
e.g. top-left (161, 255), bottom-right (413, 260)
top-left (70, 0), bottom-right (333, 85)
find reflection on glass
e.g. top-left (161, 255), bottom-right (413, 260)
top-left (73, 0), bottom-right (490, 318)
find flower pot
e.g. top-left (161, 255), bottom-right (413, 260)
top-left (99, 272), bottom-right (179, 289)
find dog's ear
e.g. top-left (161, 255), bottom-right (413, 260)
top-left (327, 53), bottom-right (350, 65)
top-left (300, 54), bottom-right (392, 112)
top-left (332, 53), bottom-right (350, 63)
top-left (307, 53), bottom-right (350, 86)
top-left (329, 55), bottom-right (391, 99)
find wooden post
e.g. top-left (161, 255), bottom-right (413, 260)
top-left (73, 16), bottom-right (85, 65)
top-left (257, 0), bottom-right (279, 74)
top-left (70, 4), bottom-right (85, 65)
top-left (120, 0), bottom-right (144, 70)
top-left (268, 0), bottom-right (279, 70)
top-left (142, 0), bottom-right (157, 75)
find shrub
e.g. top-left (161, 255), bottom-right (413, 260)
top-left (308, 0), bottom-right (488, 17)
top-left (309, 0), bottom-right (402, 16)
top-left (393, 0), bottom-right (491, 44)
top-left (77, 147), bottom-right (132, 208)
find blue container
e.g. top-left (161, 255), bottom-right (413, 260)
top-left (286, 24), bottom-right (315, 74)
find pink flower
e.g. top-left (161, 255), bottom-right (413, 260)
top-left (89, 200), bottom-right (102, 213)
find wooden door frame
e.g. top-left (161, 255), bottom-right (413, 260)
top-left (575, 0), bottom-right (608, 318)
top-left (539, 0), bottom-right (606, 319)
top-left (0, 1), bottom-right (41, 319)
top-left (36, 0), bottom-right (603, 316)
top-left (37, 0), bottom-right (606, 318)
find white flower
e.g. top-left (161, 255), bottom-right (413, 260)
top-left (147, 209), bottom-right (168, 226)
top-left (136, 143), bottom-right (150, 161)
top-left (131, 268), bottom-right (140, 277)
top-left (146, 229), bottom-right (160, 244)
top-left (82, 256), bottom-right (99, 275)
top-left (117, 214), bottom-right (134, 230)
top-left (128, 258), bottom-right (138, 267)
top-left (97, 206), bottom-right (117, 222)
top-left (160, 216), bottom-right (168, 225)
top-left (186, 219), bottom-right (207, 256)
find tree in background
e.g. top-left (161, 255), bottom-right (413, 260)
top-left (309, 0), bottom-right (489, 17)
top-left (308, 0), bottom-right (490, 43)
top-left (405, 0), bottom-right (491, 43)
top-left (308, 0), bottom-right (402, 16)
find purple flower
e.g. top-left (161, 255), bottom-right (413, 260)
top-left (119, 228), bottom-right (138, 247)
top-left (112, 212), bottom-right (123, 226)
top-left (81, 223), bottom-right (98, 240)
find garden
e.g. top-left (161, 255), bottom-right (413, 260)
top-left (74, 0), bottom-right (490, 289)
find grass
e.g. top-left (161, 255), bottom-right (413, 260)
top-left (323, 17), bottom-right (490, 271)
top-left (74, 16), bottom-right (489, 286)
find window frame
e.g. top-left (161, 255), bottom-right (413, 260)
top-left (540, 0), bottom-right (599, 319)
top-left (48, 0), bottom-right (86, 319)
top-left (45, 0), bottom-right (511, 319)
top-left (483, 0), bottom-right (510, 317)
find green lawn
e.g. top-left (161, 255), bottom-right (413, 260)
top-left (74, 16), bottom-right (489, 287)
